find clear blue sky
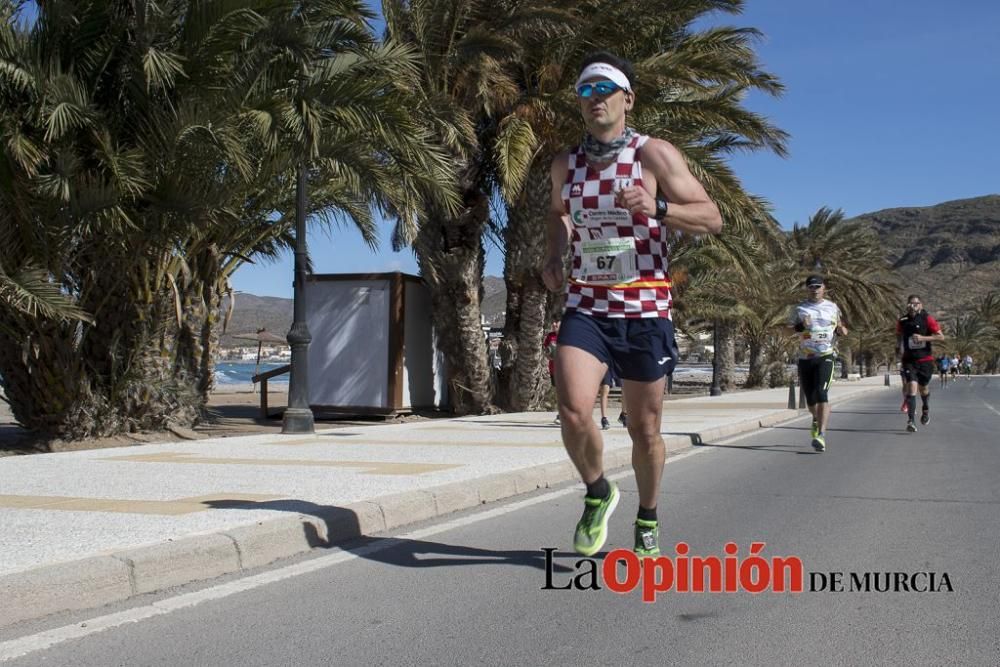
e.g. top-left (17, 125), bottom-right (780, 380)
top-left (17, 1), bottom-right (1000, 298)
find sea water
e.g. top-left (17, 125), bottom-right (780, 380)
top-left (214, 361), bottom-right (289, 385)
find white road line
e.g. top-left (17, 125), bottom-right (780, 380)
top-left (1, 446), bottom-right (722, 661)
top-left (982, 401), bottom-right (1000, 418)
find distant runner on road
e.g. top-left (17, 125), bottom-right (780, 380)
top-left (937, 354), bottom-right (951, 387)
top-left (962, 354), bottom-right (974, 379)
top-left (787, 275), bottom-right (848, 452)
top-left (896, 295), bottom-right (945, 432)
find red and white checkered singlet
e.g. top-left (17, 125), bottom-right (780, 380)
top-left (561, 134), bottom-right (672, 318)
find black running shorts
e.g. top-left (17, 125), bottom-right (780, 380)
top-left (901, 360), bottom-right (936, 386)
top-left (797, 355), bottom-right (835, 406)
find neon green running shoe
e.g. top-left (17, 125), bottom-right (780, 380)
top-left (634, 519), bottom-right (660, 557)
top-left (573, 482), bottom-right (619, 556)
top-left (811, 433), bottom-right (826, 452)
top-left (810, 420), bottom-right (819, 439)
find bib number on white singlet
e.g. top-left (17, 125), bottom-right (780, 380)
top-left (579, 237), bottom-right (638, 284)
top-left (810, 325), bottom-right (835, 342)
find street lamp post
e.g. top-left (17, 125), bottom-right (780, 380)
top-left (710, 321), bottom-right (722, 396)
top-left (858, 335), bottom-right (865, 377)
top-left (282, 162), bottom-right (315, 433)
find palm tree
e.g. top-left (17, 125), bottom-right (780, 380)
top-left (948, 314), bottom-right (988, 359)
top-left (669, 224), bottom-right (781, 391)
top-left (973, 291), bottom-right (1000, 372)
top-left (737, 265), bottom-right (800, 388)
top-left (381, 0), bottom-right (569, 414)
top-left (839, 310), bottom-right (898, 376)
top-left (975, 292), bottom-right (1000, 328)
top-left (0, 0), bottom-right (457, 439)
top-left (787, 207), bottom-right (899, 328)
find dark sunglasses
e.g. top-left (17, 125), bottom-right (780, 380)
top-left (576, 81), bottom-right (624, 98)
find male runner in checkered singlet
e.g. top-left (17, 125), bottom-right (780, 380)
top-left (542, 51), bottom-right (722, 558)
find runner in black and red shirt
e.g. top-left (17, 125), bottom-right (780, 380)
top-left (896, 295), bottom-right (945, 431)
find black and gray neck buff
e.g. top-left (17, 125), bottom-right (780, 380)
top-left (582, 127), bottom-right (637, 164)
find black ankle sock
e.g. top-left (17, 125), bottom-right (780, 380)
top-left (586, 476), bottom-right (610, 500)
top-left (637, 505), bottom-right (657, 522)
top-left (921, 395), bottom-right (929, 409)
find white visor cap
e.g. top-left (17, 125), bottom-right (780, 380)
top-left (575, 62), bottom-right (631, 92)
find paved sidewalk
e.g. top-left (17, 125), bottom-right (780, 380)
top-left (0, 376), bottom-right (895, 627)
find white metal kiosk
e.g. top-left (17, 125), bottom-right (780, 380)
top-left (304, 272), bottom-right (448, 414)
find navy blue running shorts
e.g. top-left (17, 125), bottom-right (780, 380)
top-left (557, 311), bottom-right (678, 382)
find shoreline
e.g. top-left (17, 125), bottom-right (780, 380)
top-left (211, 383), bottom-right (287, 394)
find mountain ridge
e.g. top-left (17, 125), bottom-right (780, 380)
top-left (847, 194), bottom-right (1000, 319)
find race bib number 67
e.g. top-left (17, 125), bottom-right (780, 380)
top-left (579, 237), bottom-right (639, 285)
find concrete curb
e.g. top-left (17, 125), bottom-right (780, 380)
top-left (0, 556), bottom-right (132, 627)
top-left (0, 384), bottom-right (889, 628)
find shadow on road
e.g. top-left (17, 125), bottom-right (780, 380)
top-left (770, 425), bottom-right (906, 435)
top-left (203, 498), bottom-right (576, 573)
top-left (825, 427), bottom-right (908, 434)
top-left (692, 440), bottom-right (819, 455)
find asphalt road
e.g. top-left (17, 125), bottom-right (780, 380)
top-left (4, 377), bottom-right (999, 666)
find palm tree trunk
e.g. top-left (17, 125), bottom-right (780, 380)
top-left (0, 322), bottom-right (87, 437)
top-left (174, 245), bottom-right (223, 402)
top-left (745, 335), bottom-right (766, 388)
top-left (718, 322), bottom-right (736, 390)
top-left (864, 352), bottom-right (877, 377)
top-left (414, 188), bottom-right (494, 415)
top-left (495, 160), bottom-right (557, 411)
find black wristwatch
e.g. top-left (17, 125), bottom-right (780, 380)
top-left (654, 195), bottom-right (669, 221)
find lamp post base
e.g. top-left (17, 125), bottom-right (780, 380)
top-left (281, 408), bottom-right (315, 434)
top-left (709, 386), bottom-right (722, 397)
